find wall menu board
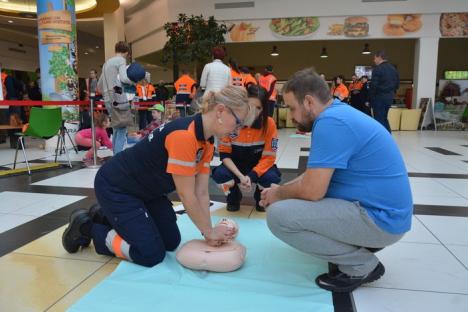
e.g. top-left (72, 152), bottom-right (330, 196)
top-left (224, 12), bottom-right (468, 43)
top-left (444, 71), bottom-right (468, 80)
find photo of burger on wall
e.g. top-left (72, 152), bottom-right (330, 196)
top-left (383, 14), bottom-right (422, 36)
top-left (344, 16), bottom-right (369, 37)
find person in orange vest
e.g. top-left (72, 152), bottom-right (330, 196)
top-left (212, 85), bottom-right (281, 212)
top-left (331, 75), bottom-right (349, 103)
top-left (174, 70), bottom-right (196, 117)
top-left (136, 72), bottom-right (156, 129)
top-left (240, 67), bottom-right (257, 89)
top-left (259, 65), bottom-right (278, 117)
top-left (348, 74), bottom-right (363, 107)
top-left (229, 59), bottom-right (244, 87)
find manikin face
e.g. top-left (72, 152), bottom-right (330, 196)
top-left (352, 75), bottom-right (357, 82)
top-left (283, 92), bottom-right (315, 133)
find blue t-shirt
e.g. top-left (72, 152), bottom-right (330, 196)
top-left (307, 100), bottom-right (413, 234)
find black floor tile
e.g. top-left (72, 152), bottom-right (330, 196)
top-left (425, 147), bottom-right (461, 156)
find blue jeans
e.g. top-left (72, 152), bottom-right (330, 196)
top-left (112, 127), bottom-right (127, 154)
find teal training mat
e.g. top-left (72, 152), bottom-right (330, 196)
top-left (69, 215), bottom-right (333, 312)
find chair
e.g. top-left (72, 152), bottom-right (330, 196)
top-left (13, 107), bottom-right (72, 175)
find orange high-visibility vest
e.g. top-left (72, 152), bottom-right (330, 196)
top-left (242, 73), bottom-right (257, 88)
top-left (230, 69), bottom-right (243, 87)
top-left (174, 75), bottom-right (196, 94)
top-left (259, 74), bottom-right (277, 101)
top-left (136, 83), bottom-right (155, 99)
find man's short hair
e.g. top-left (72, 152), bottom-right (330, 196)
top-left (282, 68), bottom-right (331, 105)
top-left (115, 41), bottom-right (130, 54)
top-left (374, 50), bottom-right (387, 60)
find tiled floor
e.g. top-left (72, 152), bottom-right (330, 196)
top-left (0, 129), bottom-right (468, 312)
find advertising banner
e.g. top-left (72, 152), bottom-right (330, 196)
top-left (37, 0), bottom-right (79, 121)
top-left (225, 13), bottom-right (468, 43)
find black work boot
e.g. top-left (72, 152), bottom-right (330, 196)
top-left (226, 184), bottom-right (242, 212)
top-left (62, 209), bottom-right (92, 253)
top-left (315, 262), bottom-right (385, 293)
top-left (88, 203), bottom-right (110, 226)
top-left (254, 186), bottom-right (265, 212)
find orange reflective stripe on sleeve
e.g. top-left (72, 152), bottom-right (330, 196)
top-left (112, 234), bottom-right (125, 259)
top-left (165, 127), bottom-right (199, 176)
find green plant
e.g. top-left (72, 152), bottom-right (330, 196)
top-left (162, 14), bottom-right (227, 80)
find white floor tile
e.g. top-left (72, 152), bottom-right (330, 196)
top-left (435, 178), bottom-right (468, 199)
top-left (409, 177), bottom-right (459, 197)
top-left (400, 216), bottom-right (439, 244)
top-left (370, 242), bottom-right (468, 294)
top-left (417, 215), bottom-right (468, 245)
top-left (32, 168), bottom-right (99, 188)
top-left (0, 214), bottom-right (37, 234)
top-left (412, 195), bottom-right (468, 207)
top-left (354, 287), bottom-right (468, 312)
top-left (14, 194), bottom-right (85, 217)
top-left (446, 245), bottom-right (468, 269)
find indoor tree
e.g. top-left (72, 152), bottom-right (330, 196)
top-left (162, 14), bottom-right (227, 81)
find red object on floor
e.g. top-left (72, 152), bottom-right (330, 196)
top-left (405, 88), bottom-right (413, 109)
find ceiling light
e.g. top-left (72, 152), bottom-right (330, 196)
top-left (95, 46), bottom-right (99, 49)
top-left (270, 45), bottom-right (279, 56)
top-left (84, 52), bottom-right (89, 55)
top-left (320, 47), bottom-right (328, 58)
top-left (7, 20), bottom-right (13, 24)
top-left (362, 43), bottom-right (371, 55)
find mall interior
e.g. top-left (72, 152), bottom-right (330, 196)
top-left (0, 0), bottom-right (468, 311)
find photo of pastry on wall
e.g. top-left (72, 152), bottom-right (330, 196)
top-left (383, 14), bottom-right (422, 36)
top-left (327, 16), bottom-right (369, 37)
top-left (229, 22), bottom-right (259, 42)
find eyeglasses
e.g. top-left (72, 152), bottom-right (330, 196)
top-left (226, 106), bottom-right (243, 129)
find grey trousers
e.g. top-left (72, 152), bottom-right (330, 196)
top-left (266, 198), bottom-right (404, 276)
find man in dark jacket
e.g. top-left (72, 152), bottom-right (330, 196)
top-left (155, 80), bottom-right (169, 103)
top-left (369, 51), bottom-right (399, 132)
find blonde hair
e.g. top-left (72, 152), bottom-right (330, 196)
top-left (200, 86), bottom-right (257, 126)
top-left (201, 85), bottom-right (248, 114)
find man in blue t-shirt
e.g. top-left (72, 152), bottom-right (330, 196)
top-left (261, 68), bottom-right (413, 293)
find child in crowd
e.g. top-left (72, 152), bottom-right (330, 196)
top-left (127, 103), bottom-right (165, 144)
top-left (75, 113), bottom-right (112, 161)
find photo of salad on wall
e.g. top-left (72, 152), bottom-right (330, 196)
top-left (270, 17), bottom-right (320, 37)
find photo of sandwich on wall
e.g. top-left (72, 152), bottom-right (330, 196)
top-left (344, 16), bottom-right (369, 37)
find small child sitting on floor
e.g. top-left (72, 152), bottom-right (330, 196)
top-left (75, 113), bottom-right (112, 161)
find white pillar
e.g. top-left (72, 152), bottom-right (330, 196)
top-left (103, 7), bottom-right (125, 60)
top-left (412, 37), bottom-right (439, 109)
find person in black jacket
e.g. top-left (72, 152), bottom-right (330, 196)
top-left (353, 76), bottom-right (371, 116)
top-left (155, 80), bottom-right (169, 103)
top-left (369, 51), bottom-right (399, 132)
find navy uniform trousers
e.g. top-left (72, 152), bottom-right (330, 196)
top-left (92, 172), bottom-right (181, 267)
top-left (212, 164), bottom-right (281, 203)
